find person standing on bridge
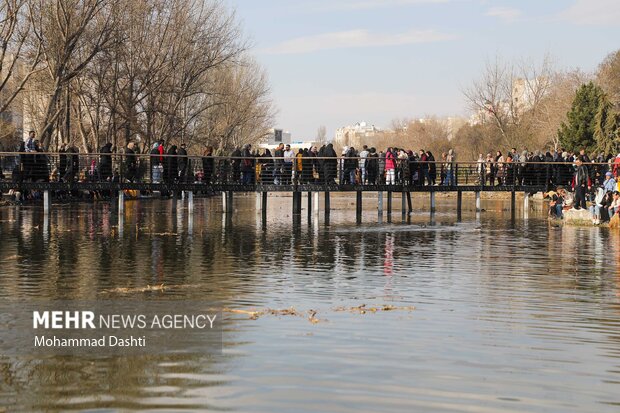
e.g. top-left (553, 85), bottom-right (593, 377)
top-left (323, 143), bottom-right (337, 183)
top-left (99, 142), bottom-right (113, 182)
top-left (359, 145), bottom-right (369, 184)
top-left (230, 146), bottom-right (242, 183)
top-left (202, 147), bottom-right (214, 184)
top-left (283, 144), bottom-right (294, 185)
top-left (446, 149), bottom-right (456, 186)
top-left (367, 148), bottom-right (378, 185)
top-left (427, 151), bottom-right (437, 186)
top-left (385, 147), bottom-right (396, 185)
top-left (177, 143), bottom-right (188, 183)
top-left (241, 144), bottom-right (254, 185)
top-left (125, 142), bottom-right (137, 183)
top-left (273, 143), bottom-right (284, 184)
top-left (165, 145), bottom-right (178, 185)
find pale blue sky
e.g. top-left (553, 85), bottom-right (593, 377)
top-left (230, 0), bottom-right (620, 140)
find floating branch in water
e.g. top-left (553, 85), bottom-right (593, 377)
top-left (102, 284), bottom-right (167, 294)
top-left (333, 304), bottom-right (416, 314)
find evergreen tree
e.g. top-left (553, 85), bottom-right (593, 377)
top-left (558, 82), bottom-right (605, 153)
top-left (595, 95), bottom-right (620, 155)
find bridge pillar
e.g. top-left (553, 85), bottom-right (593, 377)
top-left (261, 192), bottom-right (268, 212)
top-left (407, 191), bottom-right (412, 214)
top-left (401, 192), bottom-right (407, 218)
top-left (378, 191), bottom-right (384, 216)
top-left (118, 190), bottom-right (125, 214)
top-left (475, 191), bottom-right (481, 212)
top-left (43, 190), bottom-right (51, 214)
top-left (387, 191), bottom-right (393, 216)
top-left (308, 192), bottom-right (313, 221)
top-left (292, 191), bottom-right (302, 215)
top-left (523, 192), bottom-right (529, 218)
top-left (324, 191), bottom-right (331, 217)
top-left (457, 191), bottom-right (463, 221)
top-left (356, 191), bottom-right (363, 223)
top-left (511, 190), bottom-right (516, 221)
top-left (430, 191), bottom-right (436, 213)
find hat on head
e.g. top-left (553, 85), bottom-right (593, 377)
top-left (606, 171), bottom-right (613, 177)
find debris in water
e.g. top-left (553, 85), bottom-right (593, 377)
top-left (333, 304), bottom-right (415, 314)
top-left (102, 284), bottom-right (166, 294)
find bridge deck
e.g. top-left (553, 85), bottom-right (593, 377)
top-left (0, 181), bottom-right (547, 193)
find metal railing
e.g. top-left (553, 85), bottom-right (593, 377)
top-left (0, 151), bottom-right (614, 190)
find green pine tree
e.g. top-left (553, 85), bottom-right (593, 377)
top-left (595, 95), bottom-right (620, 155)
top-left (558, 82), bottom-right (605, 153)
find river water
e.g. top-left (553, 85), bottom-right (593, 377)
top-left (1, 194), bottom-right (620, 412)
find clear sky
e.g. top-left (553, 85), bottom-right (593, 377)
top-left (229, 0), bottom-right (620, 140)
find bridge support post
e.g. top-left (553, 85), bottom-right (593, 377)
top-left (262, 192), bottom-right (268, 212)
top-left (308, 192), bottom-right (313, 221)
top-left (475, 191), bottom-right (481, 212)
top-left (292, 191), bottom-right (302, 215)
top-left (387, 191), bottom-right (393, 216)
top-left (324, 191), bottom-right (331, 217)
top-left (118, 190), bottom-right (124, 214)
top-left (511, 190), bottom-right (516, 221)
top-left (457, 191), bottom-right (463, 221)
top-left (378, 191), bottom-right (384, 216)
top-left (430, 191), bottom-right (436, 213)
top-left (407, 191), bottom-right (412, 214)
top-left (523, 192), bottom-right (529, 218)
top-left (401, 192), bottom-right (407, 218)
top-left (356, 191), bottom-right (363, 223)
top-left (43, 190), bottom-right (51, 214)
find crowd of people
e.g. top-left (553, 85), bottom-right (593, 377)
top-left (3, 135), bottom-right (620, 199)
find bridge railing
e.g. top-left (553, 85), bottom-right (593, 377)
top-left (0, 151), bottom-right (613, 190)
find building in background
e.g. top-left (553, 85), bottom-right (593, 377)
top-left (334, 121), bottom-right (381, 149)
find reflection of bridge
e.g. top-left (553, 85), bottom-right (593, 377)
top-left (0, 180), bottom-right (545, 222)
top-left (0, 152), bottom-right (556, 220)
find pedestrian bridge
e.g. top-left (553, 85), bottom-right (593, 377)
top-left (0, 151), bottom-right (571, 220)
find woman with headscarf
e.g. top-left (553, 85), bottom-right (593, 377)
top-left (426, 150), bottom-right (436, 186)
top-left (202, 146), bottom-right (214, 184)
top-left (260, 148), bottom-right (273, 183)
top-left (323, 143), bottom-right (337, 183)
top-left (99, 142), bottom-right (113, 181)
top-left (495, 150), bottom-right (505, 186)
top-left (164, 145), bottom-right (178, 184)
top-left (302, 148), bottom-right (312, 183)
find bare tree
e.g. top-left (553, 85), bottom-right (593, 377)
top-left (0, 0), bottom-right (42, 115)
top-left (28, 0), bottom-right (114, 148)
top-left (463, 54), bottom-right (554, 147)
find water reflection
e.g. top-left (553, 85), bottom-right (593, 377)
top-left (0, 196), bottom-right (620, 411)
